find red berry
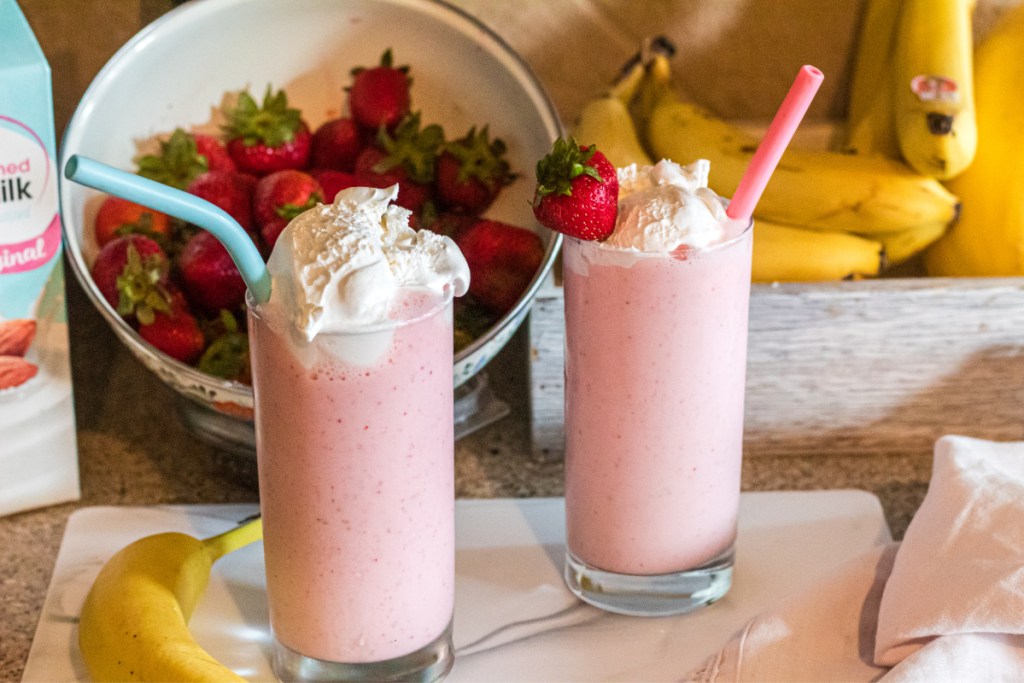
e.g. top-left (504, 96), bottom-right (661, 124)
top-left (254, 170), bottom-right (323, 251)
top-left (138, 305), bottom-right (206, 365)
top-left (90, 234), bottom-right (171, 322)
top-left (354, 146), bottom-right (432, 213)
top-left (186, 170), bottom-right (256, 230)
top-left (94, 196), bottom-right (170, 247)
top-left (532, 138), bottom-right (618, 241)
top-left (194, 134), bottom-right (237, 173)
top-left (456, 219), bottom-right (545, 314)
top-left (222, 87), bottom-right (311, 175)
top-left (310, 169), bottom-right (360, 203)
top-left (310, 117), bottom-right (364, 171)
top-left (178, 230), bottom-right (250, 312)
top-left (348, 49), bottom-right (411, 132)
top-left (435, 127), bottom-right (514, 215)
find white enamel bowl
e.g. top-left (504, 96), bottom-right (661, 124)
top-left (60, 0), bottom-right (562, 453)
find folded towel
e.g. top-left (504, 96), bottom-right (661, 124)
top-left (688, 435), bottom-right (1024, 682)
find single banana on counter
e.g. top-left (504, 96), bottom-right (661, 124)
top-left (841, 0), bottom-right (902, 157)
top-left (78, 517), bottom-right (263, 682)
top-left (572, 56), bottom-right (652, 168)
top-left (894, 0), bottom-right (977, 181)
top-left (753, 220), bottom-right (883, 282)
top-left (642, 53), bottom-right (960, 235)
top-left (925, 2), bottom-right (1024, 276)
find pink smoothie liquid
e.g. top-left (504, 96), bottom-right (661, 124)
top-left (249, 291), bottom-right (455, 664)
top-left (564, 227), bottom-right (752, 576)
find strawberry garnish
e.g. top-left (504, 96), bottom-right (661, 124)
top-left (532, 137), bottom-right (618, 241)
top-left (90, 234), bottom-right (172, 324)
top-left (435, 126), bottom-right (515, 215)
top-left (94, 196), bottom-right (170, 247)
top-left (223, 87), bottom-right (311, 175)
top-left (455, 219), bottom-right (544, 314)
top-left (178, 230), bottom-right (251, 313)
top-left (348, 49), bottom-right (411, 133)
top-left (136, 128), bottom-right (236, 190)
top-left (186, 170), bottom-right (256, 231)
top-left (254, 170), bottom-right (323, 251)
top-left (310, 117), bottom-right (364, 172)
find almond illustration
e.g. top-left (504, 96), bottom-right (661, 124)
top-left (0, 319), bottom-right (36, 357)
top-left (0, 355), bottom-right (38, 390)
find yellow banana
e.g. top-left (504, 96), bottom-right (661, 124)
top-left (925, 3), bottom-right (1024, 275)
top-left (870, 220), bottom-right (949, 266)
top-left (572, 58), bottom-right (652, 168)
top-left (642, 53), bottom-right (959, 235)
top-left (894, 0), bottom-right (977, 181)
top-left (753, 220), bottom-right (883, 282)
top-left (78, 517), bottom-right (263, 682)
top-left (841, 0), bottom-right (902, 157)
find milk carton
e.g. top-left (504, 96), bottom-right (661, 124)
top-left (0, 0), bottom-right (80, 516)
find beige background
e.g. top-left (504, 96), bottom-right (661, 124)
top-left (19, 0), bottom-right (1024, 143)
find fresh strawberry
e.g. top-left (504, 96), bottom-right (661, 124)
top-left (455, 219), bottom-right (544, 314)
top-left (435, 126), bottom-right (515, 214)
top-left (532, 137), bottom-right (618, 241)
top-left (178, 230), bottom-right (251, 313)
top-left (197, 310), bottom-right (251, 383)
top-left (310, 117), bottom-right (364, 171)
top-left (223, 87), bottom-right (311, 175)
top-left (419, 210), bottom-right (476, 240)
top-left (354, 112), bottom-right (443, 212)
top-left (194, 134), bottom-right (237, 173)
top-left (90, 234), bottom-right (172, 323)
top-left (254, 170), bottom-right (323, 251)
top-left (136, 128), bottom-right (235, 190)
top-left (348, 49), bottom-right (411, 133)
top-left (137, 292), bottom-right (205, 365)
top-left (93, 196), bottom-right (171, 247)
top-left (185, 170), bottom-right (256, 230)
top-left (310, 169), bottom-right (360, 203)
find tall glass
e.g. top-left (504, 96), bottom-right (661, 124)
top-left (249, 288), bottom-right (456, 682)
top-left (562, 221), bottom-right (753, 616)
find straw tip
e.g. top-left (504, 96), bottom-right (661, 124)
top-left (63, 155), bottom-right (80, 180)
top-left (801, 65), bottom-right (824, 82)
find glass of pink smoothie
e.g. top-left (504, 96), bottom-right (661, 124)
top-left (562, 159), bottom-right (753, 616)
top-left (249, 185), bottom-right (468, 680)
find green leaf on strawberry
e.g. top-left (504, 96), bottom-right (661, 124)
top-left (114, 243), bottom-right (172, 326)
top-left (224, 86), bottom-right (303, 148)
top-left (534, 136), bottom-right (605, 198)
top-left (136, 128), bottom-right (209, 190)
top-left (198, 310), bottom-right (250, 382)
top-left (374, 111), bottom-right (445, 184)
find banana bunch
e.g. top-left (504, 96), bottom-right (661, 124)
top-left (925, 2), bottom-right (1024, 276)
top-left (571, 45), bottom-right (964, 282)
top-left (78, 517), bottom-right (263, 682)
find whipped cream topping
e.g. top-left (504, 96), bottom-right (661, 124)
top-left (265, 185), bottom-right (469, 341)
top-left (604, 159), bottom-right (729, 252)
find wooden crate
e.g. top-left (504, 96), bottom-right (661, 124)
top-left (529, 277), bottom-right (1024, 460)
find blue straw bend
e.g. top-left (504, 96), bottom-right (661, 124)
top-left (64, 155), bottom-right (272, 304)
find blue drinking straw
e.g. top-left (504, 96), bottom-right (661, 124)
top-left (63, 155), bottom-right (272, 304)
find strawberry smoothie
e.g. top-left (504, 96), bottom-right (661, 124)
top-left (562, 159), bottom-right (752, 615)
top-left (249, 185), bottom-right (468, 680)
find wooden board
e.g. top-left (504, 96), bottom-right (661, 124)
top-left (529, 277), bottom-right (1024, 460)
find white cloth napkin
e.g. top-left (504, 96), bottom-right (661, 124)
top-left (688, 435), bottom-right (1024, 682)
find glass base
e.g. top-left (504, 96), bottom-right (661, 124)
top-left (271, 621), bottom-right (454, 682)
top-left (563, 545), bottom-right (734, 617)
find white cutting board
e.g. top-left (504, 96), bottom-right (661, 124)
top-left (23, 491), bottom-right (890, 682)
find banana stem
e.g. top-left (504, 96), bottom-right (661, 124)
top-left (203, 517), bottom-right (263, 562)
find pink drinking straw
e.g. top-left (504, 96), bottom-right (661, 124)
top-left (726, 65), bottom-right (824, 221)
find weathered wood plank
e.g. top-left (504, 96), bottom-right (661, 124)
top-left (529, 278), bottom-right (1024, 460)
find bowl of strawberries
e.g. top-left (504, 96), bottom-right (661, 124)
top-left (60, 0), bottom-right (562, 453)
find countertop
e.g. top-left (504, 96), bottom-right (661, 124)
top-left (0, 273), bottom-right (935, 681)
top-left (1, 1), bottom-right (940, 679)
